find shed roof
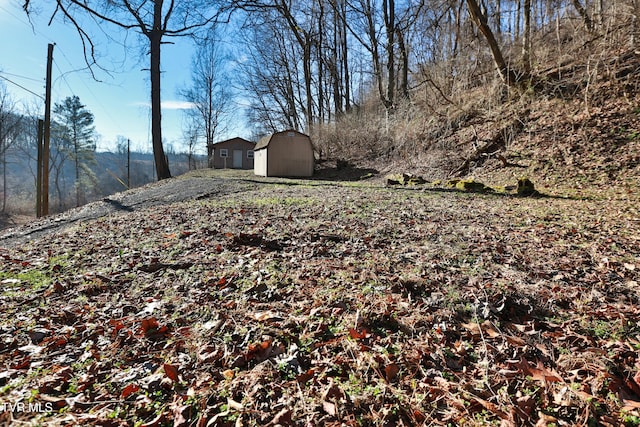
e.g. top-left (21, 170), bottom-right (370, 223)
top-left (213, 137), bottom-right (255, 146)
top-left (254, 130), bottom-right (309, 150)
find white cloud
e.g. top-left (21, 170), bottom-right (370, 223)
top-left (130, 100), bottom-right (196, 110)
top-left (162, 100), bottom-right (195, 110)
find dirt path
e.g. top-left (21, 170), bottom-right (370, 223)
top-left (0, 173), bottom-right (260, 248)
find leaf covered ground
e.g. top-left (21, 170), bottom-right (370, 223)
top-left (1, 172), bottom-right (639, 426)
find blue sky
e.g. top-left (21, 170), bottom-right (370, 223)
top-left (0, 0), bottom-right (232, 153)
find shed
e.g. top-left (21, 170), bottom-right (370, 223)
top-left (212, 137), bottom-right (256, 170)
top-left (253, 130), bottom-right (314, 177)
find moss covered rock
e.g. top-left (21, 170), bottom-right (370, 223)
top-left (454, 179), bottom-right (494, 193)
top-left (386, 173), bottom-right (427, 186)
top-left (517, 177), bottom-right (539, 196)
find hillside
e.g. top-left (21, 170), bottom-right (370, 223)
top-left (316, 47), bottom-right (640, 195)
top-left (0, 168), bottom-right (639, 426)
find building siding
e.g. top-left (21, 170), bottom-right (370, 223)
top-left (212, 138), bottom-right (255, 170)
top-left (254, 130), bottom-right (314, 177)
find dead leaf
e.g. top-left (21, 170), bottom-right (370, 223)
top-left (622, 398), bottom-right (640, 412)
top-left (141, 317), bottom-right (159, 334)
top-left (267, 408), bottom-right (292, 426)
top-left (348, 328), bottom-right (369, 340)
top-left (322, 400), bottom-right (337, 416)
top-left (634, 369), bottom-right (640, 390)
top-left (121, 383), bottom-right (140, 399)
top-left (140, 411), bottom-right (164, 427)
top-left (296, 369), bottom-right (315, 384)
top-left (253, 311), bottom-right (281, 321)
top-left (163, 363), bottom-right (179, 383)
top-left (245, 340), bottom-right (281, 362)
top-left (226, 397), bottom-right (243, 411)
top-left (505, 335), bottom-right (526, 346)
top-left (172, 403), bottom-right (191, 427)
top-left (535, 411), bottom-right (558, 427)
top-left (512, 359), bottom-right (562, 383)
top-left (468, 395), bottom-right (510, 421)
top-left (384, 363), bottom-right (400, 382)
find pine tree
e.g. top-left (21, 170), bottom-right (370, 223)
top-left (53, 96), bottom-right (97, 208)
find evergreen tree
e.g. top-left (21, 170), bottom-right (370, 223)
top-left (53, 96), bottom-right (97, 208)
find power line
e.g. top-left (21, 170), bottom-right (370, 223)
top-left (0, 71), bottom-right (42, 83)
top-left (0, 73), bottom-right (45, 100)
top-left (0, 4), bottom-right (33, 28)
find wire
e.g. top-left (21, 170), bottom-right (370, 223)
top-left (0, 73), bottom-right (45, 100)
top-left (0, 4), bottom-right (33, 28)
top-left (0, 71), bottom-right (42, 83)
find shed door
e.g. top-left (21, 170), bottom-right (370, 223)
top-left (233, 150), bottom-right (243, 168)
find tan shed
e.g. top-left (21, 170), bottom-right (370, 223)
top-left (253, 130), bottom-right (314, 177)
top-left (212, 137), bottom-right (256, 170)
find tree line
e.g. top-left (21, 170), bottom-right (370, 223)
top-left (16, 0), bottom-right (640, 182)
top-left (236, 0), bottom-right (634, 126)
top-left (0, 83), bottom-right (199, 215)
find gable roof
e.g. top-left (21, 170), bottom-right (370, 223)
top-left (254, 130), bottom-right (309, 150)
top-left (213, 137), bottom-right (255, 147)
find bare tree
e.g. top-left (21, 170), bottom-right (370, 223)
top-left (523, 0), bottom-right (532, 75)
top-left (180, 32), bottom-right (230, 168)
top-left (571, 0), bottom-right (594, 31)
top-left (0, 84), bottom-right (23, 212)
top-left (240, 10), bottom-right (307, 132)
top-left (22, 0), bottom-right (223, 180)
top-left (466, 0), bottom-right (521, 86)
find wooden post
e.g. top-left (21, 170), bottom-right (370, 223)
top-left (127, 138), bottom-right (130, 188)
top-left (36, 119), bottom-right (43, 217)
top-left (42, 43), bottom-right (54, 216)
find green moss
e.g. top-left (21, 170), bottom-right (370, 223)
top-left (517, 177), bottom-right (539, 196)
top-left (454, 179), bottom-right (494, 193)
top-left (386, 173), bottom-right (427, 186)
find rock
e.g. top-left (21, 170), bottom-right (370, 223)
top-left (454, 179), bottom-right (493, 193)
top-left (517, 177), bottom-right (538, 196)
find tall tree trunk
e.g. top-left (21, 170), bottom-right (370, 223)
top-left (515, 0), bottom-right (521, 40)
top-left (571, 0), bottom-right (593, 31)
top-left (495, 0), bottom-right (502, 35)
top-left (75, 141), bottom-right (80, 207)
top-left (1, 150), bottom-right (6, 213)
top-left (317, 0), bottom-right (325, 124)
top-left (397, 27), bottom-right (409, 100)
top-left (303, 39), bottom-right (314, 130)
top-left (466, 0), bottom-right (520, 86)
top-left (341, 4), bottom-right (351, 113)
top-left (363, 0), bottom-right (389, 108)
top-left (383, 0), bottom-right (396, 109)
top-left (150, 1), bottom-right (171, 180)
top-left (522, 0), bottom-right (531, 75)
top-left (331, 10), bottom-right (343, 116)
top-left (634, 0), bottom-right (640, 46)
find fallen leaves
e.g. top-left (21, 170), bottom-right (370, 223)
top-left (0, 180), bottom-right (639, 426)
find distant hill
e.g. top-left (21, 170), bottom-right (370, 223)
top-left (1, 147), bottom-right (207, 215)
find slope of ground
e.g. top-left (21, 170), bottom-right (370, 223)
top-left (358, 48), bottom-right (640, 194)
top-left (1, 170), bottom-right (639, 426)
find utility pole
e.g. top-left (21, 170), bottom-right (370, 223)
top-left (36, 119), bottom-right (43, 217)
top-left (42, 43), bottom-right (54, 216)
top-left (127, 138), bottom-right (130, 188)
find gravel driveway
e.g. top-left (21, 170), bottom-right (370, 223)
top-left (0, 173), bottom-right (260, 248)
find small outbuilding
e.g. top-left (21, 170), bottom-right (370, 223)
top-left (212, 137), bottom-right (256, 170)
top-left (253, 130), bottom-right (314, 177)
